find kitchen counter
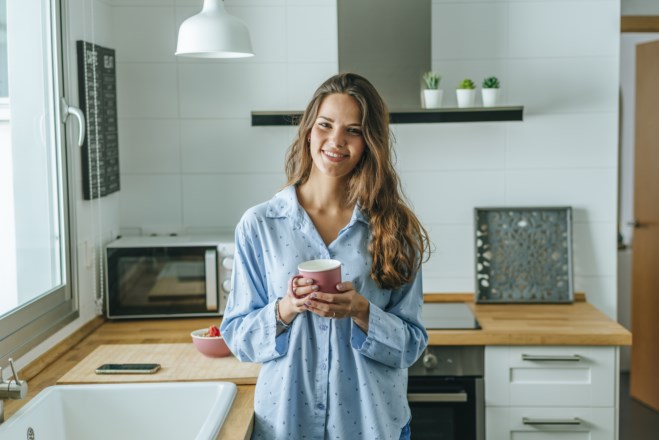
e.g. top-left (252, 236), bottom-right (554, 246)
top-left (3, 317), bottom-right (256, 439)
top-left (424, 293), bottom-right (632, 346)
top-left (5, 294), bottom-right (630, 436)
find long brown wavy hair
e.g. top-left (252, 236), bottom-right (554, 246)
top-left (284, 73), bottom-right (430, 290)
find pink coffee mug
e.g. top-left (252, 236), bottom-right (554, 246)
top-left (298, 259), bottom-right (342, 293)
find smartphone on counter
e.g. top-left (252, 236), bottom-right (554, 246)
top-left (95, 363), bottom-right (161, 374)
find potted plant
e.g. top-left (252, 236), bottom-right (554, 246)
top-left (456, 78), bottom-right (476, 108)
top-left (481, 76), bottom-right (500, 107)
top-left (421, 71), bottom-right (442, 108)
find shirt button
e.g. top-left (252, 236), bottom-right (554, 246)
top-left (319, 324), bottom-right (328, 331)
top-left (317, 403), bottom-right (325, 410)
top-left (321, 362), bottom-right (327, 370)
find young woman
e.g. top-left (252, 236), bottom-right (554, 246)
top-left (220, 73), bottom-right (430, 439)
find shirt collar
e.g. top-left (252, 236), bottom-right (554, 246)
top-left (265, 185), bottom-right (299, 219)
top-left (266, 185), bottom-right (369, 226)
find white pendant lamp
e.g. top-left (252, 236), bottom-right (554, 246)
top-left (176, 0), bottom-right (254, 58)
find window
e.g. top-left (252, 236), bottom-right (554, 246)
top-left (0, 0), bottom-right (8, 118)
top-left (0, 0), bottom-right (77, 360)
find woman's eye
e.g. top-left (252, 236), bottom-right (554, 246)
top-left (348, 128), bottom-right (363, 136)
top-left (318, 122), bottom-right (331, 129)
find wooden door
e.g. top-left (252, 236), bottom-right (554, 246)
top-left (630, 39), bottom-right (659, 412)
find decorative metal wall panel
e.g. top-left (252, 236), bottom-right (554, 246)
top-left (474, 207), bottom-right (573, 303)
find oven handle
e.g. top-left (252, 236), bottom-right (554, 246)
top-left (407, 392), bottom-right (468, 403)
top-left (522, 417), bottom-right (582, 426)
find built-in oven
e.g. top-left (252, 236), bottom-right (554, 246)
top-left (408, 302), bottom-right (484, 440)
top-left (408, 346), bottom-right (484, 440)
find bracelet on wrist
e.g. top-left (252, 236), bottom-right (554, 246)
top-left (275, 297), bottom-right (292, 330)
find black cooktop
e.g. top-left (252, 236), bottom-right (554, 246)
top-left (421, 302), bottom-right (480, 330)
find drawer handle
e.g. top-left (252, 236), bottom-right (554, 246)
top-left (407, 392), bottom-right (468, 403)
top-left (521, 354), bottom-right (582, 362)
top-left (523, 417), bottom-right (582, 426)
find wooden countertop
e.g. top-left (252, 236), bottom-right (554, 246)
top-left (5, 294), bottom-right (630, 436)
top-left (57, 343), bottom-right (260, 385)
top-left (4, 317), bottom-right (255, 439)
top-left (424, 293), bottom-right (632, 346)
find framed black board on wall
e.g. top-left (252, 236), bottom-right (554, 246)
top-left (76, 40), bottom-right (120, 200)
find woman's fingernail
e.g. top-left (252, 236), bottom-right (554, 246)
top-left (312, 285), bottom-right (319, 291)
top-left (304, 301), bottom-right (312, 307)
top-left (336, 283), bottom-right (343, 290)
top-left (306, 279), bottom-right (313, 284)
top-left (310, 293), bottom-right (317, 299)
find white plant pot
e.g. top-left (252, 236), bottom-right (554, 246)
top-left (422, 89), bottom-right (443, 109)
top-left (456, 89), bottom-right (476, 108)
top-left (482, 88), bottom-right (500, 107)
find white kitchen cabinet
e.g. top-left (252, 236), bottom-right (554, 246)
top-left (487, 407), bottom-right (616, 440)
top-left (485, 346), bottom-right (619, 440)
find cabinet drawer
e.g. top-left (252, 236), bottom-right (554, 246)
top-left (486, 406), bottom-right (616, 440)
top-left (486, 346), bottom-right (616, 407)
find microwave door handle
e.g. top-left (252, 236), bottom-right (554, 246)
top-left (205, 249), bottom-right (218, 311)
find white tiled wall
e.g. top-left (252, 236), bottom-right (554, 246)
top-left (114, 0), bottom-right (620, 317)
top-left (68, 0), bottom-right (120, 318)
top-left (115, 0), bottom-right (338, 237)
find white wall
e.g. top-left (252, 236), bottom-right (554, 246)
top-left (622, 0), bottom-right (659, 15)
top-left (114, 0), bottom-right (336, 237)
top-left (112, 0), bottom-right (621, 319)
top-left (414, 0), bottom-right (620, 318)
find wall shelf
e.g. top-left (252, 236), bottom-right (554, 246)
top-left (251, 106), bottom-right (524, 126)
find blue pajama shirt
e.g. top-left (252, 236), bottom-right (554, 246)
top-left (220, 186), bottom-right (428, 439)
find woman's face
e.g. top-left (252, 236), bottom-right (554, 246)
top-left (308, 93), bottom-right (366, 181)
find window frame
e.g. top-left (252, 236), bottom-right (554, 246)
top-left (0, 0), bottom-right (79, 363)
top-left (0, 97), bottom-right (8, 121)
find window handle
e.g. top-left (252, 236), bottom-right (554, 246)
top-left (61, 98), bottom-right (86, 147)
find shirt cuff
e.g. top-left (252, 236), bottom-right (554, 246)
top-left (350, 302), bottom-right (385, 351)
top-left (271, 300), bottom-right (291, 355)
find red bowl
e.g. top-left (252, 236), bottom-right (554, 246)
top-left (191, 328), bottom-right (231, 358)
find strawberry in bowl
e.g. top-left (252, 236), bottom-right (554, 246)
top-left (191, 324), bottom-right (231, 358)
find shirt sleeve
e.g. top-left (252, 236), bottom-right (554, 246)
top-left (219, 213), bottom-right (292, 363)
top-left (350, 269), bottom-right (428, 369)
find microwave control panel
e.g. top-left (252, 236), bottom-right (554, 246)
top-left (218, 242), bottom-right (235, 315)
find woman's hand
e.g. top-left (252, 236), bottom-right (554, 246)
top-left (303, 281), bottom-right (370, 333)
top-left (277, 276), bottom-right (318, 325)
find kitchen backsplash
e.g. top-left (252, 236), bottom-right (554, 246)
top-left (107, 0), bottom-right (618, 318)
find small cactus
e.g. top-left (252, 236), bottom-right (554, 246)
top-left (458, 78), bottom-right (476, 90)
top-left (422, 71), bottom-right (441, 90)
top-left (482, 76), bottom-right (500, 89)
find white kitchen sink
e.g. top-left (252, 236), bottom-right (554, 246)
top-left (0, 381), bottom-right (237, 440)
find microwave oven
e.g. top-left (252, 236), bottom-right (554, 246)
top-left (104, 235), bottom-right (235, 319)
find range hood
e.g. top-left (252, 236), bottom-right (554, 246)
top-left (338, 0), bottom-right (431, 110)
top-left (251, 0), bottom-right (524, 126)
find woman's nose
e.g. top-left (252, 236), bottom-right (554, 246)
top-left (328, 129), bottom-right (345, 147)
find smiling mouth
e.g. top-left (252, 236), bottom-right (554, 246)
top-left (322, 150), bottom-right (349, 159)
